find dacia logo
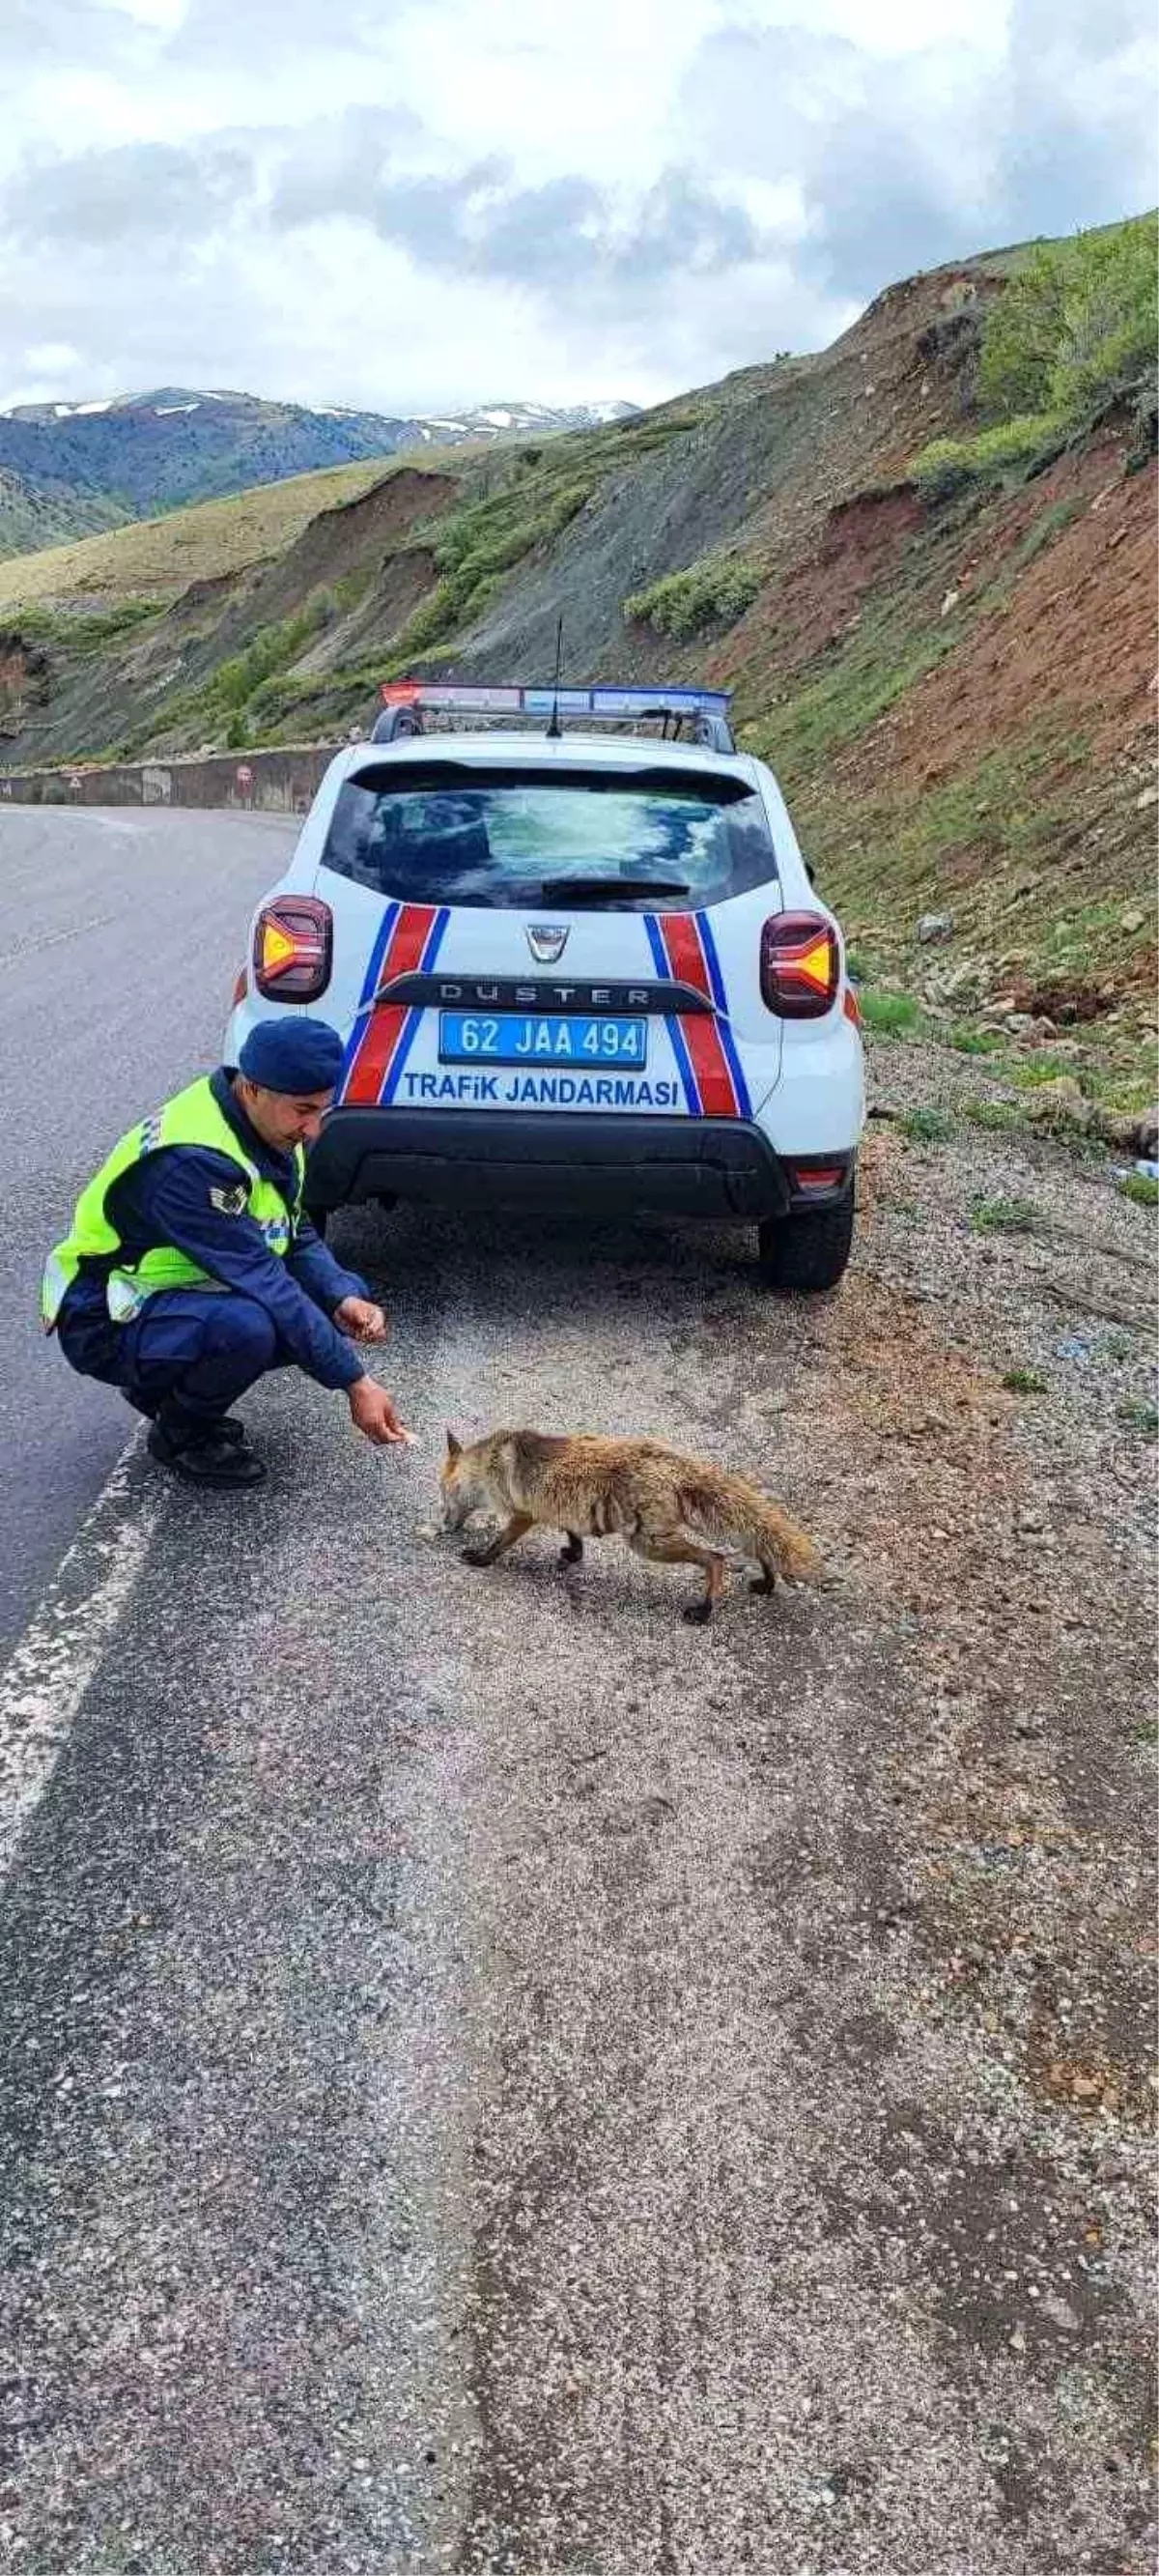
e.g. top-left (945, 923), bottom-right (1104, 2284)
top-left (525, 924), bottom-right (570, 964)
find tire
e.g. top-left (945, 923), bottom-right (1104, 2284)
top-left (758, 1191), bottom-right (855, 1293)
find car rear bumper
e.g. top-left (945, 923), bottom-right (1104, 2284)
top-left (305, 1107), bottom-right (854, 1223)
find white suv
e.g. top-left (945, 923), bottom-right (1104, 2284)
top-left (224, 683), bottom-right (864, 1290)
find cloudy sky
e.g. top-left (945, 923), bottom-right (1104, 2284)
top-left (2, 0), bottom-right (1155, 415)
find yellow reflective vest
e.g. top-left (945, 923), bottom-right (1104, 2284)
top-left (42, 1075), bottom-right (304, 1329)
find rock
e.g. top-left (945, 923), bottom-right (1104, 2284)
top-left (1003, 1013), bottom-right (1037, 1036)
top-left (926, 961), bottom-right (979, 999)
top-left (1101, 1111), bottom-right (1142, 1151)
top-left (1027, 1076), bottom-right (1093, 1131)
top-left (941, 589), bottom-right (960, 616)
top-left (917, 910), bottom-right (954, 944)
top-left (1135, 1108), bottom-right (1159, 1159)
top-left (1039, 2293), bottom-right (1081, 2332)
top-left (1136, 785), bottom-right (1159, 811)
top-left (1120, 905), bottom-right (1146, 932)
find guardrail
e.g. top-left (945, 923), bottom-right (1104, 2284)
top-left (0, 742), bottom-right (339, 814)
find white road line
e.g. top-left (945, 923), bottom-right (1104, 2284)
top-left (0, 1431), bottom-right (165, 1876)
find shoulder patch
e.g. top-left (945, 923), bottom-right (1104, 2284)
top-left (210, 1182), bottom-right (249, 1216)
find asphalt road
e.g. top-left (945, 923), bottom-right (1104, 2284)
top-left (0, 815), bottom-right (1152, 2573)
top-left (0, 804), bottom-right (297, 1656)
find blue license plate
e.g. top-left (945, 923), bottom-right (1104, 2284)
top-left (438, 1012), bottom-right (647, 1068)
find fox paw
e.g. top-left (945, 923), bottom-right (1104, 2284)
top-left (683, 1599), bottom-right (714, 1627)
top-left (749, 1573), bottom-right (776, 1595)
top-left (558, 1535), bottom-right (584, 1569)
top-left (462, 1547), bottom-right (495, 1569)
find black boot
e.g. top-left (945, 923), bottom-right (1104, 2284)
top-left (147, 1407), bottom-right (266, 1489)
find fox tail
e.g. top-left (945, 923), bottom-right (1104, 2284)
top-left (681, 1473), bottom-right (823, 1584)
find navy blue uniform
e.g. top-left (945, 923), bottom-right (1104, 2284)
top-left (57, 1070), bottom-right (370, 1421)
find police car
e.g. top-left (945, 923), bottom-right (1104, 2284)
top-left (223, 682), bottom-right (864, 1290)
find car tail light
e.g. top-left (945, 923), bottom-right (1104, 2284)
top-left (760, 910), bottom-right (840, 1018)
top-left (252, 898), bottom-right (332, 1001)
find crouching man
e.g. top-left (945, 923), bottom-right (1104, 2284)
top-left (42, 1018), bottom-right (410, 1488)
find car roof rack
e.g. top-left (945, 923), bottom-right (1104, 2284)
top-left (368, 679), bottom-right (736, 756)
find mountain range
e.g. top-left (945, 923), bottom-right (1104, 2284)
top-left (0, 387), bottom-right (638, 558)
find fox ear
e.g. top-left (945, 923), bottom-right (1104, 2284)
top-left (445, 1428), bottom-right (462, 1460)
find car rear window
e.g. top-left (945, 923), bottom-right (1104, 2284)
top-left (319, 762), bottom-right (777, 910)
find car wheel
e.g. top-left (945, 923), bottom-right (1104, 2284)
top-left (758, 1192), bottom-right (855, 1293)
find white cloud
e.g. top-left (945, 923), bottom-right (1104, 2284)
top-left (0, 0), bottom-right (1153, 414)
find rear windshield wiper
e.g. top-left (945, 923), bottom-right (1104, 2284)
top-left (537, 875), bottom-right (692, 902)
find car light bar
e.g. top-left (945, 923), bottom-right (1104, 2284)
top-left (380, 680), bottom-right (731, 718)
top-left (373, 678), bottom-right (736, 752)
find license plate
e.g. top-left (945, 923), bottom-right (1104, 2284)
top-left (438, 1011), bottom-right (647, 1068)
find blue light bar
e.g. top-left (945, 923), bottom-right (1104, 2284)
top-left (590, 686), bottom-right (731, 716)
top-left (380, 680), bottom-right (732, 717)
top-left (374, 678), bottom-right (736, 752)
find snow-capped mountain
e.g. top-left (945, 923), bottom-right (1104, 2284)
top-left (0, 388), bottom-right (640, 557)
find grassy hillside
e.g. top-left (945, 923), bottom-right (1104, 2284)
top-left (2, 217), bottom-right (1154, 1110)
top-left (0, 450), bottom-right (457, 611)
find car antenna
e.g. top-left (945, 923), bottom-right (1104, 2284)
top-left (545, 615), bottom-right (564, 738)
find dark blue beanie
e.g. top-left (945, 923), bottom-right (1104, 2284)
top-left (238, 1017), bottom-right (346, 1094)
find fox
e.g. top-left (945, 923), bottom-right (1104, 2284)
top-left (438, 1426), bottom-right (823, 1625)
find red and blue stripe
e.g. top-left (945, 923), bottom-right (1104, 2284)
top-left (644, 912), bottom-right (751, 1120)
top-left (339, 900), bottom-right (749, 1119)
top-left (340, 903), bottom-right (449, 1104)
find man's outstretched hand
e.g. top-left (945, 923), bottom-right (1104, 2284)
top-left (349, 1376), bottom-right (415, 1447)
top-left (335, 1296), bottom-right (388, 1345)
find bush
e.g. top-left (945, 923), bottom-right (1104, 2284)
top-left (623, 554), bottom-right (761, 639)
top-left (900, 1106), bottom-right (954, 1142)
top-left (858, 988), bottom-right (921, 1035)
top-left (970, 1194), bottom-right (1039, 1233)
top-left (911, 413), bottom-right (1070, 500)
top-left (961, 1098), bottom-right (1020, 1131)
top-left (977, 249), bottom-right (1070, 416)
top-left (978, 216), bottom-right (1158, 421)
top-left (1118, 1396), bottom-right (1159, 1437)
